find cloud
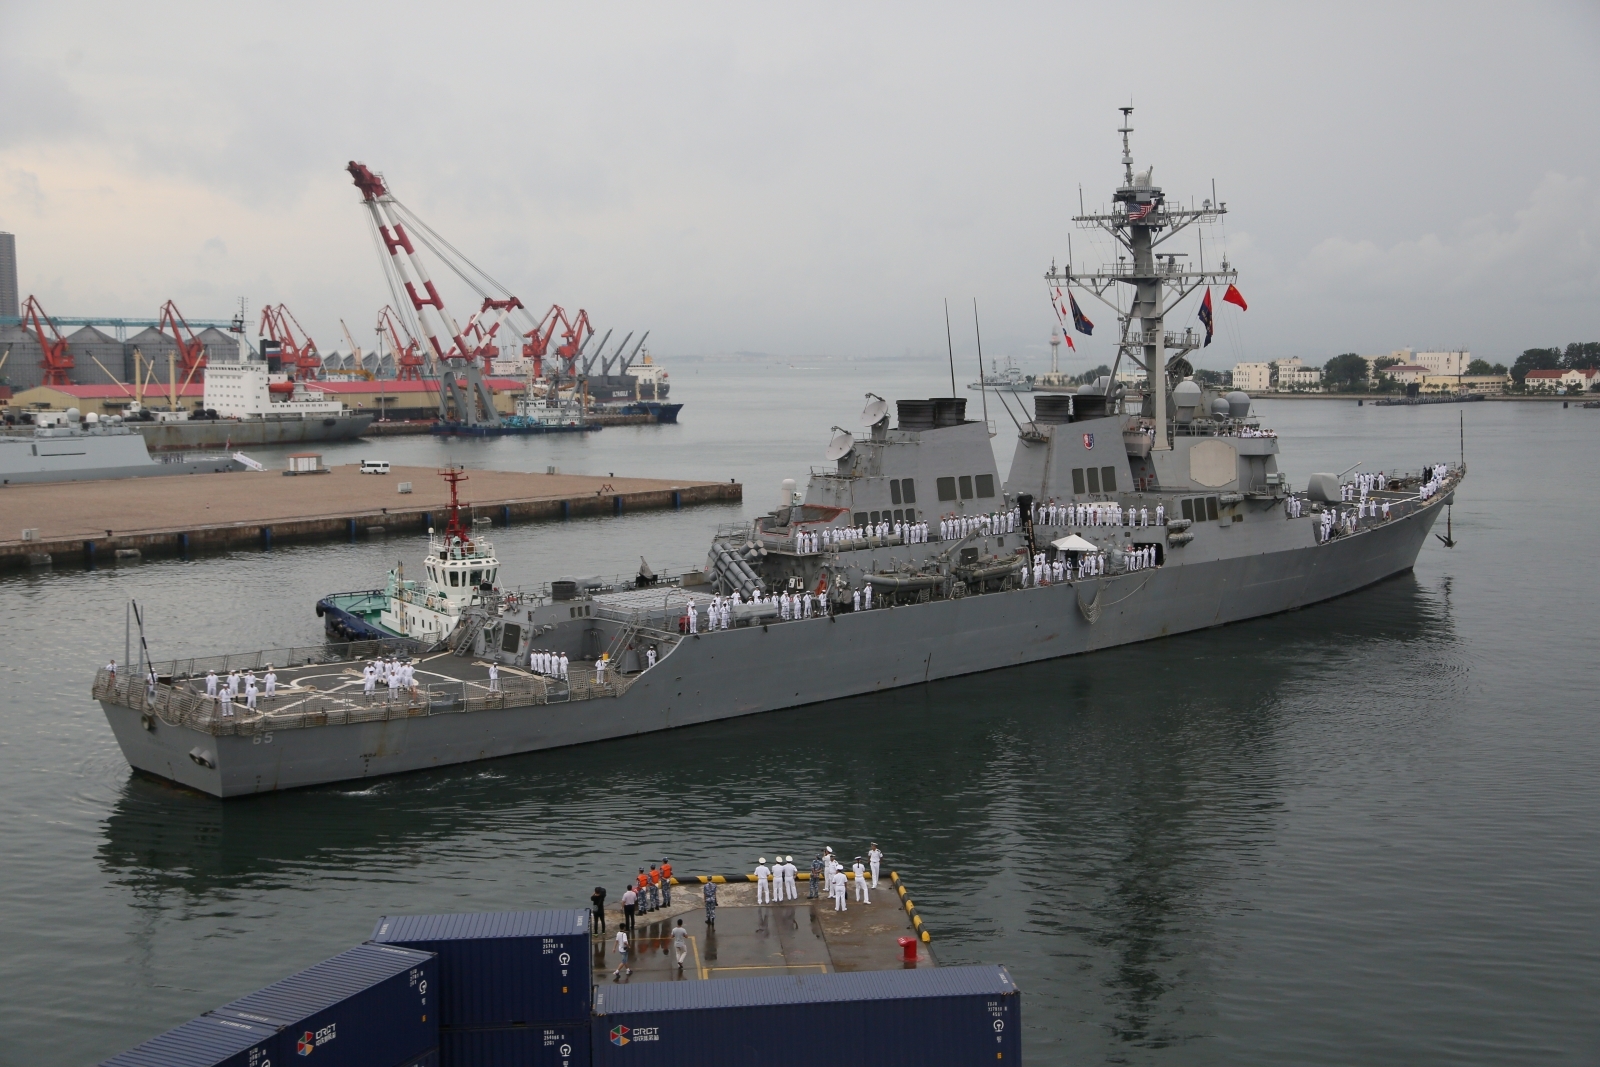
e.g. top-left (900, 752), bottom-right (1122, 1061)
top-left (1300, 174), bottom-right (1600, 304)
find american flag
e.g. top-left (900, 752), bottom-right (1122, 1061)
top-left (1127, 200), bottom-right (1156, 222)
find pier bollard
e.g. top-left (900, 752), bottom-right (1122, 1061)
top-left (561, 500), bottom-right (570, 520)
top-left (84, 540), bottom-right (96, 567)
top-left (262, 527), bottom-right (273, 550)
top-left (502, 504), bottom-right (511, 525)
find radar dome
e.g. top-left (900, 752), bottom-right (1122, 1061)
top-left (1210, 397), bottom-right (1231, 418)
top-left (1226, 391), bottom-right (1252, 418)
top-left (1172, 380), bottom-right (1202, 408)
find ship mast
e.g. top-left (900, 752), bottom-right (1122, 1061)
top-left (1047, 108), bottom-right (1236, 450)
top-left (439, 465), bottom-right (471, 542)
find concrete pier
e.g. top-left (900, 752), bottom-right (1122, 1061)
top-left (0, 464), bottom-right (741, 570)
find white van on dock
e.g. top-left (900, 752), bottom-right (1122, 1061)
top-left (359, 460), bottom-right (391, 475)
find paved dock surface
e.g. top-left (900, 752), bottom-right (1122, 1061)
top-left (0, 464), bottom-right (740, 568)
top-left (593, 877), bottom-right (932, 984)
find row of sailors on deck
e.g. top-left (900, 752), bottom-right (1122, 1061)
top-left (1418, 464), bottom-right (1449, 500)
top-left (363, 657), bottom-right (417, 697)
top-left (807, 522), bottom-right (930, 551)
top-left (1033, 501), bottom-right (1166, 528)
top-left (1318, 507), bottom-right (1379, 542)
top-left (203, 668), bottom-right (278, 715)
top-left (1345, 471), bottom-right (1388, 500)
top-left (1020, 544), bottom-right (1160, 584)
top-left (530, 650), bottom-right (570, 679)
top-left (943, 510), bottom-right (1016, 540)
top-left (1287, 496), bottom-right (1305, 518)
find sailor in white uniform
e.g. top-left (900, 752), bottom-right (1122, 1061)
top-left (227, 670), bottom-right (241, 698)
top-left (205, 670), bottom-right (218, 697)
top-left (831, 867), bottom-right (848, 911)
top-left (852, 858), bottom-right (869, 902)
top-left (245, 677), bottom-right (258, 711)
top-left (559, 653), bottom-right (569, 680)
top-left (755, 858), bottom-right (772, 904)
top-left (868, 843), bottom-right (882, 888)
top-left (264, 667), bottom-right (277, 700)
top-left (784, 856), bottom-right (798, 899)
top-left (362, 662), bottom-right (377, 698)
top-left (488, 662), bottom-right (500, 692)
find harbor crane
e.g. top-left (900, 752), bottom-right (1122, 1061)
top-left (157, 300), bottom-right (209, 379)
top-left (258, 303), bottom-right (321, 380)
top-left (376, 305), bottom-right (426, 381)
top-left (22, 296), bottom-right (74, 386)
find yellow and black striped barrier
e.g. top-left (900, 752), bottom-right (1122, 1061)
top-left (889, 871), bottom-right (931, 943)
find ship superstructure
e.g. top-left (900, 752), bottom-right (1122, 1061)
top-left (93, 116), bottom-right (1464, 797)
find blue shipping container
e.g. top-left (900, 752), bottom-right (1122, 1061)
top-left (440, 1024), bottom-right (590, 1067)
top-left (100, 1012), bottom-right (284, 1067)
top-left (212, 943), bottom-right (437, 1067)
top-left (590, 965), bottom-right (1021, 1067)
top-left (370, 910), bottom-right (590, 1027)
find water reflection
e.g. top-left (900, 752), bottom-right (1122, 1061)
top-left (96, 573), bottom-right (1453, 1050)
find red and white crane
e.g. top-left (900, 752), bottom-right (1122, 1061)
top-left (157, 300), bottom-right (208, 379)
top-left (258, 303), bottom-right (321, 380)
top-left (376, 305), bottom-right (426, 381)
top-left (22, 296), bottom-right (73, 387)
top-left (347, 161), bottom-right (501, 427)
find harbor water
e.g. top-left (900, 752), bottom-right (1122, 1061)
top-left (1, 358), bottom-right (1596, 1065)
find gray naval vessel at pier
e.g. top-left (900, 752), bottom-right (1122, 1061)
top-left (93, 114), bottom-right (1464, 796)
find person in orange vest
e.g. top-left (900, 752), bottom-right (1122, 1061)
top-left (636, 869), bottom-right (651, 914)
top-left (647, 864), bottom-right (662, 911)
top-left (660, 859), bottom-right (673, 906)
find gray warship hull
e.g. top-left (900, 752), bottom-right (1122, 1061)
top-left (97, 489), bottom-right (1444, 797)
top-left (132, 413), bottom-right (373, 451)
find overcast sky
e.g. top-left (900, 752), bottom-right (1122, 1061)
top-left (2, 1), bottom-right (1597, 371)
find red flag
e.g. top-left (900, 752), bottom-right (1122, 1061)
top-left (1065, 334), bottom-right (1075, 351)
top-left (1223, 284), bottom-right (1248, 311)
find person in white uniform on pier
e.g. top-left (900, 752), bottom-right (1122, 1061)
top-left (755, 858), bottom-right (772, 903)
top-left (869, 843), bottom-right (882, 888)
top-left (852, 858), bottom-right (869, 902)
top-left (831, 866), bottom-right (848, 911)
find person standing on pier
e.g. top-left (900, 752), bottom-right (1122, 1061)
top-left (660, 859), bottom-right (673, 906)
top-left (868, 843), bottom-right (882, 888)
top-left (621, 884), bottom-right (637, 932)
top-left (810, 853), bottom-right (825, 898)
top-left (831, 865), bottom-right (848, 911)
top-left (852, 857), bottom-right (869, 903)
top-left (703, 879), bottom-right (717, 926)
top-left (647, 863), bottom-right (661, 910)
top-left (590, 886), bottom-right (607, 933)
top-left (755, 858), bottom-right (772, 904)
top-left (784, 856), bottom-right (798, 900)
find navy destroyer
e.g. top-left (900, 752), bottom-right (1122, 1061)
top-left (93, 114), bottom-right (1463, 796)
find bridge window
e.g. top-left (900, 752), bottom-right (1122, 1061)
top-left (936, 477), bottom-right (957, 501)
top-left (1086, 467), bottom-right (1101, 493)
top-left (854, 511), bottom-right (869, 525)
top-left (870, 511), bottom-right (881, 524)
top-left (1101, 466), bottom-right (1117, 492)
top-left (893, 509), bottom-right (904, 522)
top-left (1206, 496), bottom-right (1219, 521)
top-left (958, 476), bottom-right (973, 499)
top-left (975, 474), bottom-right (995, 498)
top-left (900, 478), bottom-right (916, 503)
top-left (1072, 468), bottom-right (1086, 495)
top-left (1181, 498), bottom-right (1194, 521)
top-left (890, 481), bottom-right (902, 505)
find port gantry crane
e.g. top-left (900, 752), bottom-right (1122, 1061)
top-left (157, 300), bottom-right (209, 380)
top-left (22, 296), bottom-right (74, 386)
top-left (376, 305), bottom-right (426, 381)
top-left (258, 303), bottom-right (322, 380)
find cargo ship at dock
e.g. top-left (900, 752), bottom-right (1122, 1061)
top-left (94, 113), bottom-right (1464, 797)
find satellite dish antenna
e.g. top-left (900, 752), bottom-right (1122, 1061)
top-left (824, 428), bottom-right (855, 461)
top-left (859, 393), bottom-right (888, 426)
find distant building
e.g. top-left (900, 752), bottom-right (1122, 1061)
top-left (1413, 350), bottom-right (1469, 376)
top-left (0, 232), bottom-right (17, 319)
top-left (1420, 374), bottom-right (1509, 395)
top-left (1232, 361), bottom-right (1273, 392)
top-left (1278, 365), bottom-right (1324, 390)
top-left (1525, 367), bottom-right (1598, 393)
top-left (1384, 364), bottom-right (1432, 384)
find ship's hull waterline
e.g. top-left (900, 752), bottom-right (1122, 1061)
top-left (100, 496), bottom-right (1443, 797)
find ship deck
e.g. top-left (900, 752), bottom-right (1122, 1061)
top-left (592, 876), bottom-right (934, 985)
top-left (0, 463), bottom-right (741, 570)
top-left (94, 640), bottom-right (645, 738)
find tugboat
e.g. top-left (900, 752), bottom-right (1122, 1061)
top-left (968, 356), bottom-right (1034, 392)
top-left (316, 467), bottom-right (500, 642)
